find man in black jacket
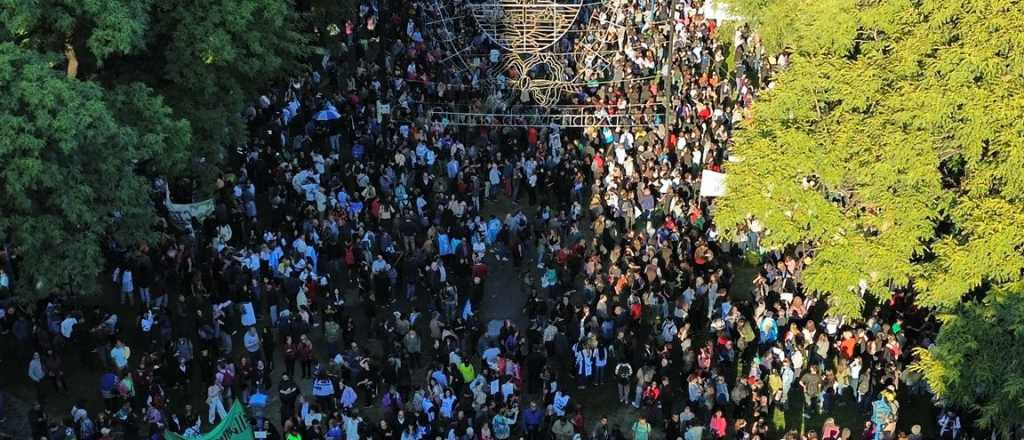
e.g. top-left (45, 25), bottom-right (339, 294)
top-left (593, 416), bottom-right (613, 440)
top-left (278, 374), bottom-right (298, 423)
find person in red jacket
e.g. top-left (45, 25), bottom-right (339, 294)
top-left (710, 410), bottom-right (728, 438)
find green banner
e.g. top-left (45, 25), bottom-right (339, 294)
top-left (165, 401), bottom-right (254, 440)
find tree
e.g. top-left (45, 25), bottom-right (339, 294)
top-left (911, 283), bottom-right (1024, 433)
top-left (718, 0), bottom-right (1024, 431)
top-left (144, 0), bottom-right (309, 164)
top-left (0, 43), bottom-right (189, 295)
top-left (3, 0), bottom-right (309, 166)
top-left (717, 0), bottom-right (1024, 315)
top-left (0, 0), bottom-right (154, 77)
top-left (0, 0), bottom-right (308, 297)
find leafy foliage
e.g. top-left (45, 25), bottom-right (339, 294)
top-left (0, 43), bottom-right (177, 294)
top-left (721, 0), bottom-right (1024, 431)
top-left (149, 0), bottom-right (309, 162)
top-left (3, 0), bottom-right (309, 165)
top-left (718, 0), bottom-right (1024, 317)
top-left (0, 0), bottom-right (153, 63)
top-left (910, 283), bottom-right (1024, 433)
top-left (0, 0), bottom-right (308, 298)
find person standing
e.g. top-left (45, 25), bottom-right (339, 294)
top-left (551, 416), bottom-right (575, 440)
top-left (298, 334), bottom-right (314, 379)
top-left (594, 344), bottom-right (608, 385)
top-left (631, 415), bottom-right (651, 440)
top-left (592, 416), bottom-right (612, 440)
top-left (42, 349), bottom-right (67, 392)
top-left (615, 361), bottom-right (633, 404)
top-left (523, 401), bottom-right (544, 440)
top-left (259, 325), bottom-right (275, 370)
top-left (403, 330), bottom-right (422, 370)
top-left (491, 408), bottom-right (515, 440)
top-left (800, 365), bottom-right (823, 417)
top-left (120, 268), bottom-right (135, 306)
top-left (278, 373), bottom-right (298, 423)
top-left (574, 344), bottom-right (593, 389)
top-left (283, 335), bottom-right (298, 378)
top-left (244, 326), bottom-right (262, 363)
top-left (207, 382), bottom-right (227, 425)
top-left (28, 352), bottom-right (45, 401)
top-left (709, 410), bottom-right (728, 438)
top-left (110, 339), bottom-right (131, 371)
top-left (938, 410), bottom-right (961, 440)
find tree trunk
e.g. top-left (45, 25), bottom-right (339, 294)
top-left (64, 42), bottom-right (78, 78)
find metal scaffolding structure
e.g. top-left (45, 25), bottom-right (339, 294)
top-left (469, 0), bottom-right (583, 53)
top-left (427, 110), bottom-right (658, 128)
top-left (424, 0), bottom-right (670, 126)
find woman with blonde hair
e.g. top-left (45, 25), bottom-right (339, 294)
top-left (821, 417), bottom-right (841, 439)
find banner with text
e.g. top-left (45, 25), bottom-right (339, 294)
top-left (165, 187), bottom-right (215, 232)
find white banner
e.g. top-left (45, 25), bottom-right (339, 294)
top-left (165, 189), bottom-right (215, 231)
top-left (700, 169), bottom-right (728, 197)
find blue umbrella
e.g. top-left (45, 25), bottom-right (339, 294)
top-left (314, 103), bottom-right (341, 121)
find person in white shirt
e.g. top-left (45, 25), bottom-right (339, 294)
top-left (791, 349), bottom-right (805, 377)
top-left (850, 357), bottom-right (864, 402)
top-left (488, 163), bottom-right (502, 201)
top-left (207, 383), bottom-right (227, 424)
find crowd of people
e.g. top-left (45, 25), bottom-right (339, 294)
top-left (0, 0), bottom-right (958, 439)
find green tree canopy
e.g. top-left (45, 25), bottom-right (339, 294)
top-left (0, 43), bottom-right (189, 294)
top-left (143, 0), bottom-right (309, 163)
top-left (719, 0), bottom-right (1024, 431)
top-left (1, 0), bottom-right (154, 76)
top-left (911, 283), bottom-right (1024, 432)
top-left (718, 0), bottom-right (1024, 316)
top-left (2, 0), bottom-right (309, 165)
top-left (0, 0), bottom-right (308, 298)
